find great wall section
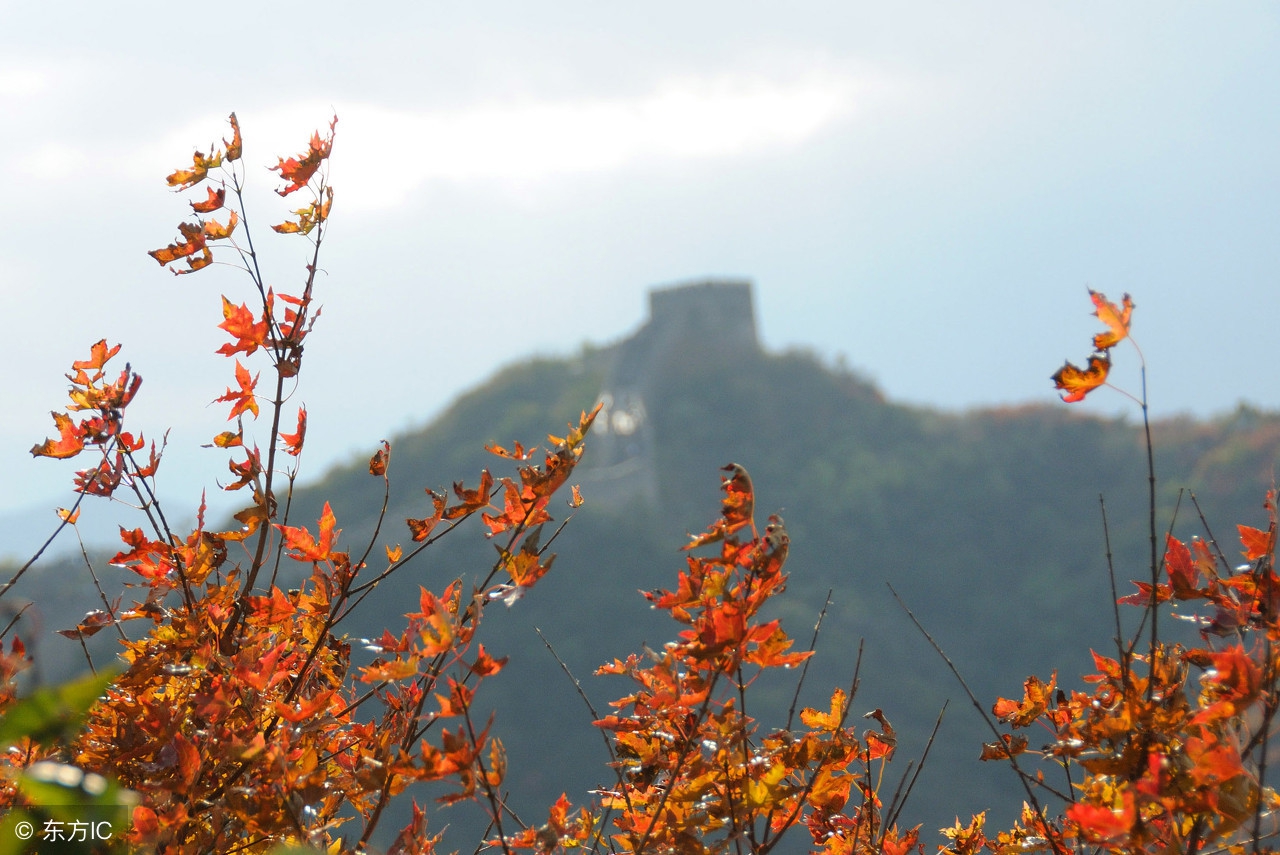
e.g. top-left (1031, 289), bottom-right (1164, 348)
top-left (574, 279), bottom-right (759, 510)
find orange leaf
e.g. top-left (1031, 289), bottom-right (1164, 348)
top-left (277, 502), bottom-right (339, 562)
top-left (445, 470), bottom-right (494, 520)
top-left (190, 186), bottom-right (225, 213)
top-left (209, 430), bottom-right (243, 448)
top-left (274, 690), bottom-right (335, 724)
top-left (148, 221), bottom-right (206, 266)
top-left (244, 587), bottom-right (294, 626)
top-left (800, 687), bottom-right (846, 732)
top-left (407, 491), bottom-right (447, 542)
top-left (1066, 793), bottom-right (1134, 841)
top-left (235, 643), bottom-right (288, 692)
top-left (172, 733), bottom-right (202, 792)
top-left (470, 644), bottom-right (507, 677)
top-left (72, 340), bottom-right (122, 372)
top-left (362, 656), bottom-right (420, 683)
top-left (30, 412), bottom-right (85, 459)
top-left (1185, 733), bottom-right (1245, 786)
top-left (56, 609), bottom-right (112, 639)
top-left (1051, 355), bottom-right (1109, 403)
top-left (1090, 290), bottom-right (1134, 351)
top-left (979, 734), bottom-right (1028, 760)
top-left (1239, 524), bottom-right (1274, 561)
top-left (166, 149), bottom-right (222, 190)
top-left (271, 189), bottom-right (333, 235)
top-left (177, 244), bottom-right (213, 274)
top-left (271, 117), bottom-right (336, 196)
top-left (201, 210), bottom-right (238, 241)
top-left (1165, 535), bottom-right (1203, 599)
top-left (683, 463), bottom-right (755, 550)
top-left (223, 112), bottom-right (242, 162)
top-left (280, 406), bottom-right (306, 456)
top-left (215, 296), bottom-right (268, 357)
top-left (486, 440), bottom-right (533, 460)
top-left (370, 440), bottom-right (390, 476)
top-left (214, 360), bottom-right (259, 420)
top-left (408, 588), bottom-right (457, 656)
top-left (992, 673), bottom-right (1056, 727)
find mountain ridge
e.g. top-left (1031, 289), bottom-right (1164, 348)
top-left (4, 282), bottom-right (1279, 851)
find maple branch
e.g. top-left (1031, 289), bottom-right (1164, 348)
top-left (120, 444), bottom-right (195, 611)
top-left (342, 513), bottom-right (470, 605)
top-left (1098, 495), bottom-right (1131, 689)
top-left (1190, 491), bottom-right (1235, 579)
top-left (459, 695), bottom-right (514, 855)
top-left (0, 484), bottom-right (87, 602)
top-left (535, 627), bottom-right (616, 762)
top-left (221, 366), bottom-right (289, 653)
top-left (1251, 637), bottom-right (1276, 854)
top-left (785, 588), bottom-right (833, 731)
top-left (228, 164), bottom-right (273, 319)
top-left (761, 647), bottom-right (862, 855)
top-left (889, 584), bottom-right (1071, 855)
top-left (1142, 364), bottom-right (1160, 655)
top-left (531, 629), bottom-right (628, 850)
top-left (0, 602), bottom-right (32, 642)
top-left (72, 525), bottom-right (128, 643)
top-left (1126, 489), bottom-right (1182, 668)
top-left (631, 668), bottom-right (727, 855)
top-left (267, 470), bottom-right (299, 591)
top-left (882, 702), bottom-right (946, 835)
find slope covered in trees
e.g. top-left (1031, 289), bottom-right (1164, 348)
top-left (272, 334), bottom-right (1280, 848)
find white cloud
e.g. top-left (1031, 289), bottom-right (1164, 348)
top-left (331, 74), bottom-right (854, 210)
top-left (3, 71), bottom-right (860, 214)
top-left (0, 67), bottom-right (48, 98)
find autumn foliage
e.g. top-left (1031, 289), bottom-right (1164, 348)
top-left (2, 116), bottom-right (1279, 855)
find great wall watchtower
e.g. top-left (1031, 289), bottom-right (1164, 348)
top-left (575, 279), bottom-right (758, 509)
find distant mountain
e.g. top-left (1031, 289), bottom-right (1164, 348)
top-left (6, 280), bottom-right (1279, 851)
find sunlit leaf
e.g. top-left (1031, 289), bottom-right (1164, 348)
top-left (223, 112), bottom-right (242, 161)
top-left (370, 440), bottom-right (390, 476)
top-left (30, 411), bottom-right (85, 459)
top-left (190, 186), bottom-right (226, 213)
top-left (216, 296), bottom-right (268, 357)
top-left (1239, 523), bottom-right (1273, 561)
top-left (280, 406), bottom-right (307, 456)
top-left (980, 734), bottom-right (1029, 760)
top-left (408, 491), bottom-right (447, 542)
top-left (214, 360), bottom-right (259, 420)
top-left (683, 462), bottom-right (755, 550)
top-left (1051, 355), bottom-right (1109, 403)
top-left (166, 149), bottom-right (222, 190)
top-left (272, 117), bottom-right (337, 196)
top-left (71, 339), bottom-right (122, 373)
top-left (1089, 290), bottom-right (1134, 351)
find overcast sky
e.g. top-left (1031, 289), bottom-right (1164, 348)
top-left (2, 2), bottom-right (1278, 551)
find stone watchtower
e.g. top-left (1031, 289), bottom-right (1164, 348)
top-left (575, 279), bottom-right (759, 510)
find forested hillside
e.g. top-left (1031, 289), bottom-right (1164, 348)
top-left (256, 334), bottom-right (1279, 848)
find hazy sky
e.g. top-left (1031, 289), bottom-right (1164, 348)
top-left (3, 3), bottom-right (1278, 544)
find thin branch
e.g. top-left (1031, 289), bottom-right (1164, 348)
top-left (785, 588), bottom-right (833, 732)
top-left (889, 584), bottom-right (1071, 855)
top-left (883, 702), bottom-right (947, 833)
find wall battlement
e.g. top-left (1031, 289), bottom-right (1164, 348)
top-left (575, 279), bottom-right (759, 510)
top-left (648, 279), bottom-right (757, 347)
